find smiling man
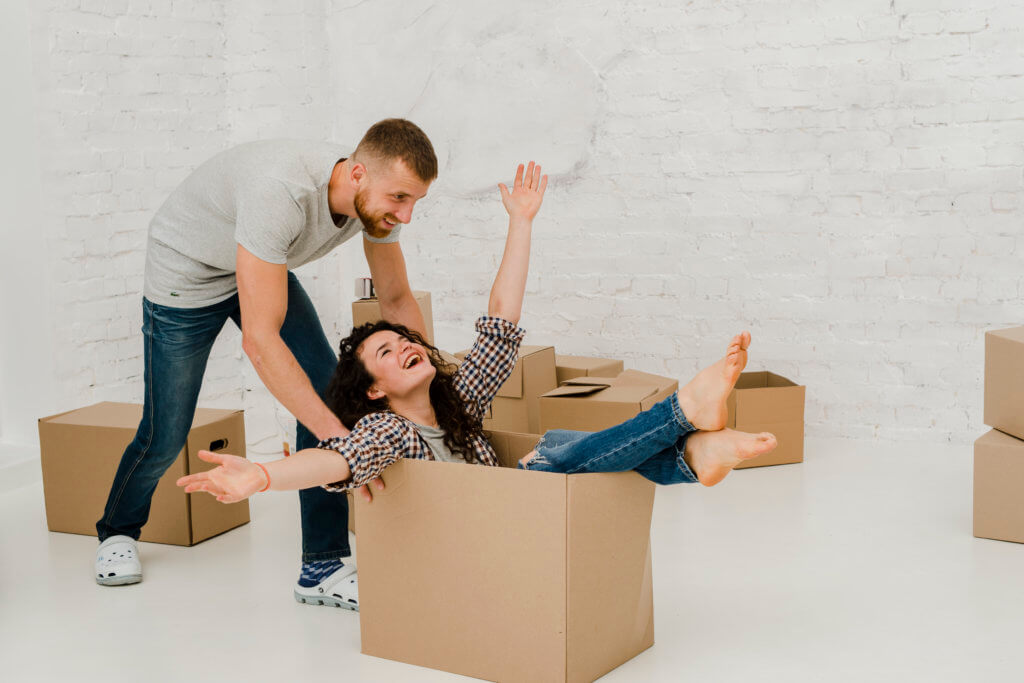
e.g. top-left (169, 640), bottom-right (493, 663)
top-left (93, 119), bottom-right (436, 611)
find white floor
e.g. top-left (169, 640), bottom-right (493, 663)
top-left (1, 437), bottom-right (1021, 683)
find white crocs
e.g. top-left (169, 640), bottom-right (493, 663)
top-left (294, 563), bottom-right (359, 611)
top-left (95, 535), bottom-right (142, 586)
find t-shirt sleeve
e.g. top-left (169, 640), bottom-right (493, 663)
top-left (234, 177), bottom-right (305, 264)
top-left (362, 224), bottom-right (403, 244)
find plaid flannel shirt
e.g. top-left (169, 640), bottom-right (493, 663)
top-left (318, 315), bottom-right (526, 492)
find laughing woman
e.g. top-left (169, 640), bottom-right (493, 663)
top-left (178, 161), bottom-right (776, 534)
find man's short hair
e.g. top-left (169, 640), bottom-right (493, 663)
top-left (353, 118), bottom-right (438, 182)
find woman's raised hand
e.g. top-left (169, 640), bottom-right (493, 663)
top-left (499, 162), bottom-right (548, 221)
top-left (176, 449), bottom-right (268, 504)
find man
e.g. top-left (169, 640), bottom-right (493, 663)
top-left (94, 119), bottom-right (436, 611)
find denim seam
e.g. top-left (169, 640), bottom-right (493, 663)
top-left (303, 549), bottom-right (352, 562)
top-left (673, 434), bottom-right (699, 483)
top-left (669, 392), bottom-right (697, 433)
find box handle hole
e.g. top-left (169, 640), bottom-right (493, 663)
top-left (209, 438), bottom-right (229, 451)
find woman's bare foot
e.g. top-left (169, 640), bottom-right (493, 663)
top-left (682, 428), bottom-right (777, 487)
top-left (676, 331), bottom-right (751, 431)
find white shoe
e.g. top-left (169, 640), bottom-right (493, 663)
top-left (294, 563), bottom-right (359, 611)
top-left (95, 535), bottom-right (142, 586)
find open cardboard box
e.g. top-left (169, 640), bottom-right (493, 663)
top-left (456, 345), bottom-right (557, 433)
top-left (352, 290), bottom-right (434, 345)
top-left (728, 371), bottom-right (806, 469)
top-left (354, 429), bottom-right (656, 682)
top-left (974, 429), bottom-right (1024, 544)
top-left (38, 402), bottom-right (249, 546)
top-left (555, 354), bottom-right (624, 385)
top-left (984, 326), bottom-right (1024, 441)
top-left (539, 369), bottom-right (678, 433)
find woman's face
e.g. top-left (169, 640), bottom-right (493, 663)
top-left (357, 330), bottom-right (436, 401)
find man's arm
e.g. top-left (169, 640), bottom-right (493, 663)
top-left (237, 244), bottom-right (347, 441)
top-left (363, 238), bottom-right (427, 337)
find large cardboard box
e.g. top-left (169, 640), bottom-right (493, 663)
top-left (38, 402), bottom-right (249, 546)
top-left (539, 369), bottom-right (678, 433)
top-left (456, 345), bottom-right (557, 433)
top-left (555, 354), bottom-right (624, 385)
top-left (355, 431), bottom-right (656, 682)
top-left (727, 371), bottom-right (805, 469)
top-left (974, 429), bottom-right (1024, 544)
top-left (352, 290), bottom-right (434, 345)
top-left (984, 326), bottom-right (1024, 441)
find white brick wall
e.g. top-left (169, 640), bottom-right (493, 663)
top-left (18, 0), bottom-right (1024, 450)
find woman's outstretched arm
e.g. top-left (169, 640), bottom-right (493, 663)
top-left (488, 162), bottom-right (547, 325)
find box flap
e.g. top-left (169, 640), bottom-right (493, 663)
top-left (988, 326), bottom-right (1024, 344)
top-left (484, 430), bottom-right (541, 469)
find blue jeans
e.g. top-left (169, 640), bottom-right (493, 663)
top-left (96, 273), bottom-right (350, 561)
top-left (520, 392), bottom-right (700, 485)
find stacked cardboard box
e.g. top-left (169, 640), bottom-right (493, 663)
top-left (37, 402), bottom-right (249, 546)
top-left (354, 429), bottom-right (656, 682)
top-left (351, 290), bottom-right (434, 344)
top-left (539, 369), bottom-right (678, 432)
top-left (975, 326), bottom-right (1024, 543)
top-left (455, 345), bottom-right (557, 433)
top-left (555, 354), bottom-right (624, 384)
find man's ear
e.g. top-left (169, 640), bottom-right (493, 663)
top-left (367, 385), bottom-right (385, 401)
top-left (350, 161), bottom-right (367, 187)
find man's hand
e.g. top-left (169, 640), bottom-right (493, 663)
top-left (354, 477), bottom-right (386, 503)
top-left (177, 450), bottom-right (267, 503)
top-left (499, 162), bottom-right (548, 222)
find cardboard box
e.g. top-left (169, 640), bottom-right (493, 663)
top-left (984, 326), bottom-right (1024, 441)
top-left (38, 401), bottom-right (249, 546)
top-left (456, 345), bottom-right (557, 433)
top-left (355, 431), bottom-right (656, 682)
top-left (539, 369), bottom-right (679, 433)
top-left (974, 429), bottom-right (1024, 543)
top-left (484, 429), bottom-right (542, 468)
top-left (352, 290), bottom-right (434, 345)
top-left (555, 354), bottom-right (624, 385)
top-left (727, 371), bottom-right (806, 469)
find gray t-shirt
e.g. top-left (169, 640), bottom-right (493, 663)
top-left (415, 423), bottom-right (465, 463)
top-left (143, 139), bottom-right (401, 308)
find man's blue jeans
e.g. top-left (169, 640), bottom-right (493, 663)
top-left (520, 392), bottom-right (700, 484)
top-left (96, 273), bottom-right (350, 562)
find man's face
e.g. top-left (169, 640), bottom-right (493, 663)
top-left (353, 159), bottom-right (431, 239)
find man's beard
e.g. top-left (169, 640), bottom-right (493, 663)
top-left (354, 190), bottom-right (396, 239)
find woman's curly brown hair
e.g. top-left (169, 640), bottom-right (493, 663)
top-left (325, 320), bottom-right (485, 462)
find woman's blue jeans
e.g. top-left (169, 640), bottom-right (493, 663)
top-left (96, 273), bottom-right (350, 562)
top-left (520, 392), bottom-right (700, 484)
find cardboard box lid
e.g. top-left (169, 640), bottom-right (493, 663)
top-left (987, 326), bottom-right (1024, 344)
top-left (541, 373), bottom-right (667, 404)
top-left (39, 401), bottom-right (241, 430)
top-left (456, 344), bottom-right (553, 399)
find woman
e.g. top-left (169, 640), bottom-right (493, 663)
top-left (178, 162), bottom-right (776, 508)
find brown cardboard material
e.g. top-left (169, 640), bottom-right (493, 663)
top-left (984, 326), bottom-right (1024, 441)
top-left (539, 369), bottom-right (679, 433)
top-left (355, 430), bottom-right (655, 682)
top-left (37, 401), bottom-right (249, 546)
top-left (351, 290), bottom-right (434, 345)
top-left (456, 345), bottom-right (557, 433)
top-left (555, 354), bottom-right (624, 385)
top-left (727, 371), bottom-right (806, 469)
top-left (974, 429), bottom-right (1024, 543)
